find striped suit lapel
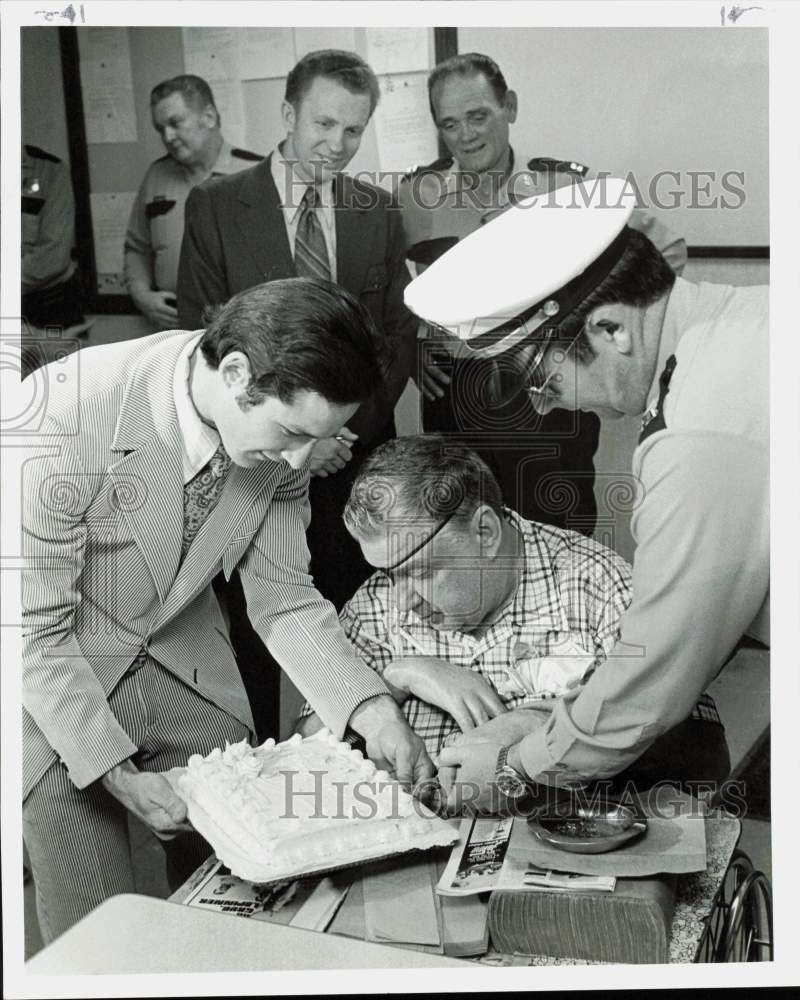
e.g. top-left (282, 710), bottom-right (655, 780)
top-left (109, 339), bottom-right (188, 603)
top-left (154, 458), bottom-right (283, 629)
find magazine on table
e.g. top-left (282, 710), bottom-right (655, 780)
top-left (436, 817), bottom-right (616, 896)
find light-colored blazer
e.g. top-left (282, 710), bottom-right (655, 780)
top-left (22, 330), bottom-right (388, 799)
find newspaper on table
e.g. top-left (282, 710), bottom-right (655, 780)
top-left (172, 855), bottom-right (352, 931)
top-left (437, 817), bottom-right (616, 897)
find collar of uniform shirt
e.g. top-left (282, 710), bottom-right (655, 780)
top-left (446, 145), bottom-right (516, 196)
top-left (209, 139), bottom-right (248, 177)
top-left (173, 332), bottom-right (220, 484)
top-left (643, 276), bottom-right (697, 408)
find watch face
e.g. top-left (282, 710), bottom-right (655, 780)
top-left (497, 766), bottom-right (526, 799)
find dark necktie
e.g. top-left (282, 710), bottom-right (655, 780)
top-left (182, 443), bottom-right (231, 557)
top-left (294, 185), bottom-right (331, 282)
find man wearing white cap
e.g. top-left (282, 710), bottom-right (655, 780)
top-left (399, 52), bottom-right (687, 537)
top-left (407, 177), bottom-right (768, 801)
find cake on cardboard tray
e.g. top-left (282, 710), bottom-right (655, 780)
top-left (177, 729), bottom-right (457, 883)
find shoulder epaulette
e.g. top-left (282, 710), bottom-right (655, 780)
top-left (231, 147), bottom-right (263, 162)
top-left (24, 144), bottom-right (61, 164)
top-left (526, 156), bottom-right (589, 178)
top-left (402, 155), bottom-right (454, 182)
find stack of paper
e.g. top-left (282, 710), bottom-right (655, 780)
top-left (523, 865), bottom-right (616, 893)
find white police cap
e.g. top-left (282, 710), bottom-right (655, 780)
top-left (404, 176), bottom-right (636, 357)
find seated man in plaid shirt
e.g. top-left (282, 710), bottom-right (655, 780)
top-left (295, 435), bottom-right (632, 757)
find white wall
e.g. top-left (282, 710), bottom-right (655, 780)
top-left (458, 26), bottom-right (768, 248)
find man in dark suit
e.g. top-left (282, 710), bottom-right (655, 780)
top-left (178, 50), bottom-right (416, 736)
top-left (178, 50), bottom-right (415, 599)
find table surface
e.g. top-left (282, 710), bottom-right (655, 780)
top-left (26, 813), bottom-right (741, 974)
top-left (25, 893), bottom-right (468, 975)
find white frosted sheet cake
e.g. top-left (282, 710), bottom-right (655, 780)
top-left (177, 730), bottom-right (457, 883)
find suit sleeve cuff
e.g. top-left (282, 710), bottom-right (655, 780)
top-left (311, 678), bottom-right (391, 740)
top-left (62, 729), bottom-right (139, 791)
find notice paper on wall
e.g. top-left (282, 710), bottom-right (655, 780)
top-left (294, 27), bottom-right (358, 60)
top-left (240, 27), bottom-right (296, 79)
top-left (90, 191), bottom-right (137, 277)
top-left (373, 73), bottom-right (438, 176)
top-left (182, 27), bottom-right (240, 81)
top-left (365, 27), bottom-right (430, 75)
top-left (78, 28), bottom-right (137, 143)
top-left (181, 28), bottom-right (253, 146)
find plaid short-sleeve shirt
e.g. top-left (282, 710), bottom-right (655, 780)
top-left (300, 510), bottom-right (633, 755)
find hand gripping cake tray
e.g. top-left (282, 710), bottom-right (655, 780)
top-left (175, 729), bottom-right (458, 884)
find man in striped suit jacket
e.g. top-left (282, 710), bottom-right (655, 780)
top-left (21, 279), bottom-right (433, 943)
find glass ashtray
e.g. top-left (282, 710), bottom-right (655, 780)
top-left (528, 799), bottom-right (648, 854)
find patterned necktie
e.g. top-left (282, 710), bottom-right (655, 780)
top-left (294, 185), bottom-right (331, 282)
top-left (182, 443), bottom-right (231, 557)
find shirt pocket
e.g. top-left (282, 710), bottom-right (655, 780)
top-left (22, 196), bottom-right (45, 215)
top-left (145, 199), bottom-right (177, 219)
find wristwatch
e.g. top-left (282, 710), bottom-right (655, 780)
top-left (495, 745), bottom-right (528, 799)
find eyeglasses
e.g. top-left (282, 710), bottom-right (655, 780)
top-left (484, 328), bottom-right (582, 408)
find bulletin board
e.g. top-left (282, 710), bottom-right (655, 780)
top-left (56, 23), bottom-right (766, 314)
top-left (57, 25), bottom-right (455, 312)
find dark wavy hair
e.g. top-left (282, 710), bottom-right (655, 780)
top-left (200, 278), bottom-right (387, 407)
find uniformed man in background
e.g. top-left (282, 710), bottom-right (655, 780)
top-left (22, 143), bottom-right (89, 336)
top-left (399, 52), bottom-right (687, 535)
top-left (124, 74), bottom-right (261, 330)
top-left (405, 177), bottom-right (768, 805)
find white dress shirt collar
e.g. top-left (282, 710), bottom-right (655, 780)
top-left (173, 332), bottom-right (220, 484)
top-left (270, 143), bottom-right (337, 280)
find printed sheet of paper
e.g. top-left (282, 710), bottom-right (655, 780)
top-left (365, 27), bottom-right (430, 75)
top-left (240, 27), bottom-right (296, 79)
top-left (183, 27), bottom-right (241, 81)
top-left (437, 817), bottom-right (514, 896)
top-left (206, 80), bottom-right (247, 149)
top-left (437, 816), bottom-right (617, 896)
top-left (294, 27), bottom-right (358, 59)
top-left (181, 28), bottom-right (251, 146)
top-left (78, 28), bottom-right (137, 143)
top-left (179, 859), bottom-right (299, 922)
top-left (373, 73), bottom-right (438, 175)
top-left (90, 191), bottom-right (137, 276)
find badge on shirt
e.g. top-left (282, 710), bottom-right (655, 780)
top-left (639, 354), bottom-right (677, 444)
